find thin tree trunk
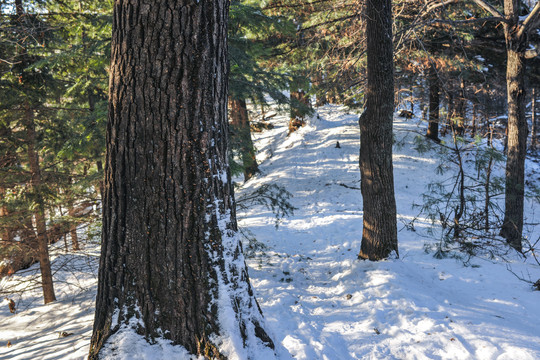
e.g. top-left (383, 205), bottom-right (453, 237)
top-left (426, 63), bottom-right (440, 142)
top-left (456, 78), bottom-right (466, 135)
top-left (0, 122), bottom-right (15, 242)
top-left (532, 87), bottom-right (537, 151)
top-left (485, 149), bottom-right (493, 232)
top-left (472, 104), bottom-right (477, 138)
top-left (410, 80), bottom-right (414, 113)
top-left (67, 199), bottom-right (80, 251)
top-left (421, 80), bottom-right (427, 121)
top-left (89, 1), bottom-right (273, 358)
top-left (358, 0), bottom-right (398, 260)
top-left (0, 187), bottom-right (12, 242)
top-left (229, 97), bottom-right (259, 182)
top-left (25, 108), bottom-right (56, 304)
top-left (452, 135), bottom-right (465, 239)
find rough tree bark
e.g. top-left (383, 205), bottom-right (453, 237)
top-left (89, 1), bottom-right (274, 358)
top-left (358, 0), bottom-right (398, 260)
top-left (229, 97), bottom-right (259, 182)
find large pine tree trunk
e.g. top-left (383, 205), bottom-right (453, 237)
top-left (358, 0), bottom-right (398, 260)
top-left (500, 46), bottom-right (527, 251)
top-left (89, 1), bottom-right (273, 358)
top-left (25, 109), bottom-right (56, 304)
top-left (426, 63), bottom-right (440, 142)
top-left (229, 97), bottom-right (259, 182)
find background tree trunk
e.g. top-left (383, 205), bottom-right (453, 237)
top-left (229, 97), bottom-right (259, 182)
top-left (0, 187), bottom-right (12, 242)
top-left (358, 0), bottom-right (398, 260)
top-left (25, 109), bottom-right (56, 304)
top-left (89, 1), bottom-right (273, 358)
top-left (500, 1), bottom-right (529, 251)
top-left (426, 63), bottom-right (440, 141)
top-left (289, 79), bottom-right (311, 134)
top-left (532, 87), bottom-right (537, 151)
top-left (67, 202), bottom-right (80, 251)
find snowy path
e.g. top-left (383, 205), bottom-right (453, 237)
top-left (237, 104), bottom-right (540, 360)
top-left (1, 104), bottom-right (539, 359)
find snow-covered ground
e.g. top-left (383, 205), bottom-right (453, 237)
top-left (1, 104), bottom-right (539, 359)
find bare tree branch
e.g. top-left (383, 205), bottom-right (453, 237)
top-left (469, 0), bottom-right (503, 18)
top-left (425, 0), bottom-right (460, 14)
top-left (517, 2), bottom-right (540, 39)
top-left (429, 16), bottom-right (508, 25)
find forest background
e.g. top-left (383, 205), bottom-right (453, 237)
top-left (1, 0), bottom-right (540, 349)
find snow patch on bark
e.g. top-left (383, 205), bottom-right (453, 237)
top-left (207, 206), bottom-right (276, 359)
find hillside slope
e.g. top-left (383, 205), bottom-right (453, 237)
top-left (1, 104), bottom-right (539, 360)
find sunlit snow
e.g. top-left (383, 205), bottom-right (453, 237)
top-left (1, 104), bottom-right (539, 359)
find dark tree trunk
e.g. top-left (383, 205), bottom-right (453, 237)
top-left (472, 104), bottom-right (477, 138)
top-left (500, 46), bottom-right (527, 251)
top-left (498, 0), bottom-right (535, 251)
top-left (426, 63), bottom-right (440, 142)
top-left (89, 1), bottom-right (273, 358)
top-left (25, 109), bottom-right (56, 304)
top-left (229, 97), bottom-right (259, 182)
top-left (358, 0), bottom-right (398, 261)
top-left (420, 80), bottom-right (427, 121)
top-left (410, 80), bottom-right (414, 113)
top-left (95, 159), bottom-right (104, 207)
top-left (456, 78), bottom-right (466, 135)
top-left (532, 87), bottom-right (537, 151)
